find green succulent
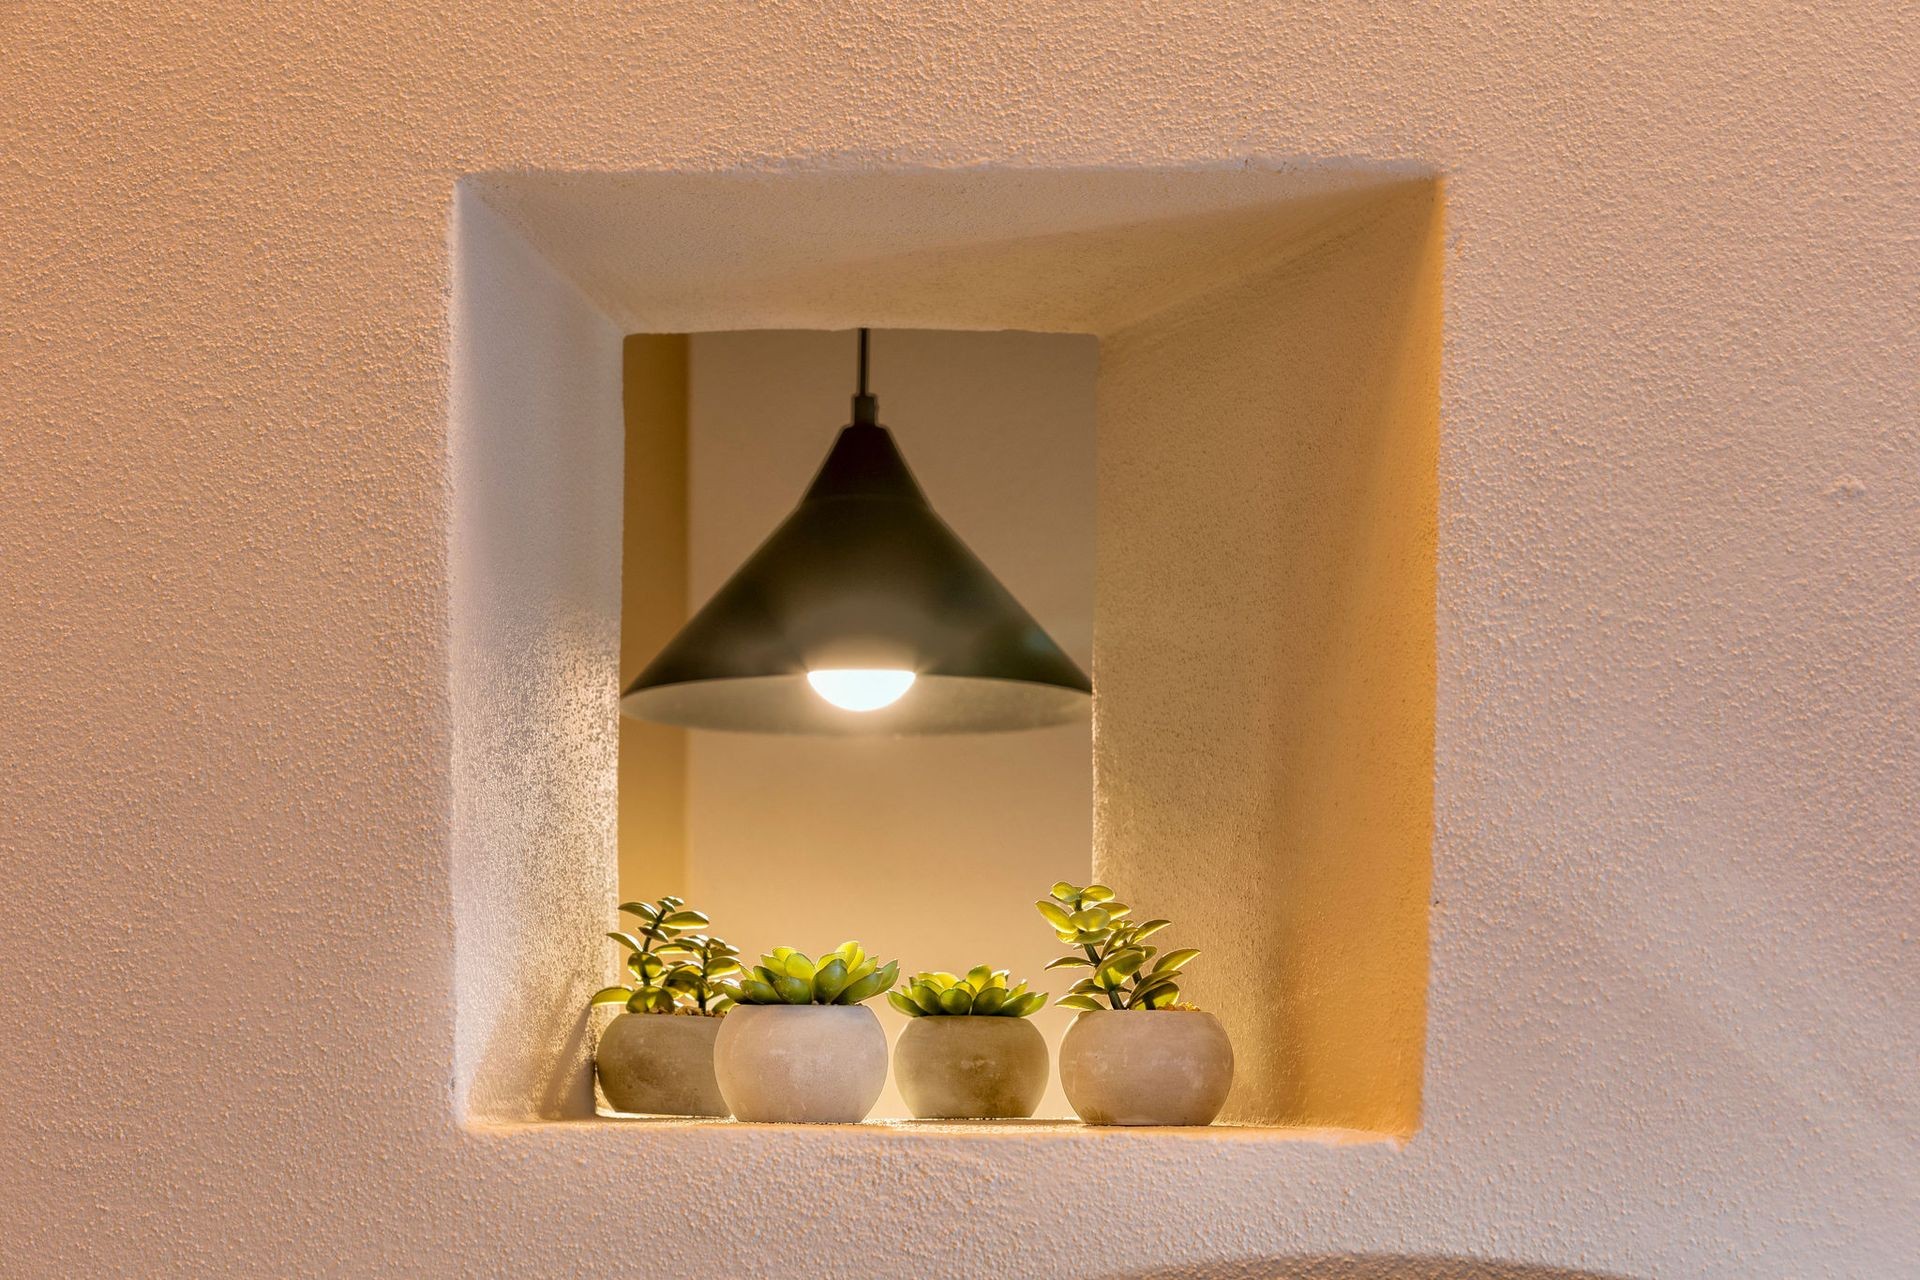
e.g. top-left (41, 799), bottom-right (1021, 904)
top-left (716, 941), bottom-right (899, 1007)
top-left (589, 895), bottom-right (743, 1016)
top-left (1036, 881), bottom-right (1199, 1012)
top-left (886, 965), bottom-right (1048, 1018)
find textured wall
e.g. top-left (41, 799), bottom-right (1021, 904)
top-left (2, 3), bottom-right (1915, 1279)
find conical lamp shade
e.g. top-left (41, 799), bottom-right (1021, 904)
top-left (623, 422), bottom-right (1091, 733)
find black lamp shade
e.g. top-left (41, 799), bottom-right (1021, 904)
top-left (622, 422), bottom-right (1091, 733)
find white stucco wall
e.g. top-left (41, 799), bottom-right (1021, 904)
top-left (2, 4), bottom-right (1914, 1278)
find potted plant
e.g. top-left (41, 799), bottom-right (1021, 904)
top-left (1038, 881), bottom-right (1233, 1126)
top-left (588, 895), bottom-right (741, 1117)
top-left (887, 966), bottom-right (1050, 1119)
top-left (711, 942), bottom-right (899, 1123)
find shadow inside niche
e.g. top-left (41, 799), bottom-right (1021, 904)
top-left (1101, 1256), bottom-right (1635, 1280)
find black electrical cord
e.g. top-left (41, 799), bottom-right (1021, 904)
top-left (853, 327), bottom-right (878, 425)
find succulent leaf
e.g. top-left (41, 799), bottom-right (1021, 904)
top-left (814, 957), bottom-right (851, 1003)
top-left (590, 986), bottom-right (634, 1006)
top-left (835, 959), bottom-right (898, 1006)
top-left (1153, 948), bottom-right (1201, 975)
top-left (1006, 991), bottom-right (1048, 1017)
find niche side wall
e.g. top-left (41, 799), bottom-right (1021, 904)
top-left (450, 188), bottom-right (626, 1122)
top-left (1097, 184), bottom-right (1441, 1133)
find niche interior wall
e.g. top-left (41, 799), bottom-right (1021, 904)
top-left (451, 168), bottom-right (1441, 1134)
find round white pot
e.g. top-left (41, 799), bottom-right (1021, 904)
top-left (1059, 1009), bottom-right (1233, 1126)
top-left (893, 1016), bottom-right (1049, 1120)
top-left (714, 1004), bottom-right (888, 1123)
top-left (595, 1012), bottom-right (728, 1117)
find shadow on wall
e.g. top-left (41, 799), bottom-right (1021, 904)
top-left (1105, 1256), bottom-right (1634, 1280)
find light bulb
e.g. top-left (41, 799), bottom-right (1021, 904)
top-left (806, 668), bottom-right (916, 712)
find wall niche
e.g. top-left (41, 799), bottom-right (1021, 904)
top-left (450, 167), bottom-right (1441, 1139)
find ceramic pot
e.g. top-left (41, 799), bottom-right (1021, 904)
top-left (595, 1012), bottom-right (728, 1117)
top-left (893, 1016), bottom-right (1049, 1119)
top-left (714, 1004), bottom-right (888, 1123)
top-left (1059, 1009), bottom-right (1233, 1126)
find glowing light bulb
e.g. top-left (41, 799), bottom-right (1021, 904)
top-left (806, 668), bottom-right (916, 712)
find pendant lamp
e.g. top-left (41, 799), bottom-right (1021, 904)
top-left (622, 330), bottom-right (1092, 734)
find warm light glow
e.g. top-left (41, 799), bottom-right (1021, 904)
top-left (806, 668), bottom-right (916, 711)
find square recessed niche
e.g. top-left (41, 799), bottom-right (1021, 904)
top-left (450, 168), bottom-right (1441, 1140)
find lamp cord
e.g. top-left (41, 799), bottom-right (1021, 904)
top-left (853, 327), bottom-right (878, 425)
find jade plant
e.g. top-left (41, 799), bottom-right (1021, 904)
top-left (717, 941), bottom-right (899, 1007)
top-left (590, 895), bottom-right (742, 1015)
top-left (887, 966), bottom-right (1048, 1018)
top-left (1036, 881), bottom-right (1200, 1011)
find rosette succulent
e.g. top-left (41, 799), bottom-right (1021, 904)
top-left (718, 941), bottom-right (899, 1007)
top-left (589, 895), bottom-right (742, 1015)
top-left (1036, 881), bottom-right (1200, 1011)
top-left (887, 966), bottom-right (1048, 1018)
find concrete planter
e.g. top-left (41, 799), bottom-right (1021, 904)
top-left (714, 1004), bottom-right (888, 1123)
top-left (1059, 1009), bottom-right (1233, 1126)
top-left (894, 1016), bottom-right (1049, 1119)
top-left (594, 1012), bottom-right (728, 1117)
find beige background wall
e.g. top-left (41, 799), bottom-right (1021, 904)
top-left (618, 335), bottom-right (691, 898)
top-left (682, 328), bottom-right (1097, 1119)
top-left (3, 3), bottom-right (1915, 1277)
